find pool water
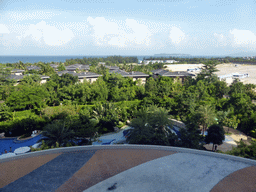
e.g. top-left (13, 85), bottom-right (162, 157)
top-left (0, 135), bottom-right (43, 154)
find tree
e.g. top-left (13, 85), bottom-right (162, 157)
top-left (179, 114), bottom-right (205, 149)
top-left (126, 106), bottom-right (173, 146)
top-left (92, 102), bottom-right (120, 133)
top-left (73, 109), bottom-right (99, 144)
top-left (0, 103), bottom-right (12, 121)
top-left (59, 73), bottom-right (78, 88)
top-left (226, 140), bottom-right (256, 160)
top-left (37, 120), bottom-right (76, 148)
top-left (20, 74), bottom-right (41, 86)
top-left (57, 63), bottom-right (66, 71)
top-left (195, 105), bottom-right (216, 135)
top-left (205, 124), bottom-right (225, 151)
top-left (197, 60), bottom-right (219, 82)
top-left (6, 85), bottom-right (49, 110)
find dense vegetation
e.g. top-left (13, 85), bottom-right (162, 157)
top-left (0, 57), bottom-right (256, 160)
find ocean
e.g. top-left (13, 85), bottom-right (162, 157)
top-left (0, 55), bottom-right (154, 64)
top-left (0, 55), bottom-right (225, 65)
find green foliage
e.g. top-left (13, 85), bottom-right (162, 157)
top-left (20, 74), bottom-right (41, 86)
top-left (6, 85), bottom-right (49, 110)
top-left (205, 124), bottom-right (225, 150)
top-left (0, 114), bottom-right (47, 137)
top-left (92, 102), bottom-right (120, 133)
top-left (226, 140), bottom-right (256, 160)
top-left (57, 63), bottom-right (66, 71)
top-left (179, 115), bottom-right (205, 149)
top-left (37, 120), bottom-right (76, 148)
top-left (0, 103), bottom-right (12, 121)
top-left (126, 106), bottom-right (174, 146)
top-left (194, 104), bottom-right (217, 135)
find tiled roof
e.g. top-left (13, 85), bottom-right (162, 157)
top-left (110, 70), bottom-right (148, 77)
top-left (128, 71), bottom-right (149, 77)
top-left (27, 66), bottom-right (41, 71)
top-left (7, 75), bottom-right (24, 80)
top-left (0, 145), bottom-right (255, 192)
top-left (7, 74), bottom-right (50, 81)
top-left (74, 72), bottom-right (102, 78)
top-left (65, 64), bottom-right (90, 70)
top-left (151, 69), bottom-right (169, 75)
top-left (57, 71), bottom-right (76, 76)
top-left (58, 71), bottom-right (101, 78)
top-left (49, 64), bottom-right (58, 68)
top-left (104, 65), bottom-right (119, 70)
top-left (152, 69), bottom-right (195, 77)
top-left (161, 71), bottom-right (196, 77)
top-left (11, 69), bottom-right (25, 73)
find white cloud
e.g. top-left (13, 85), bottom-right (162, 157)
top-left (230, 29), bottom-right (256, 45)
top-left (8, 11), bottom-right (61, 21)
top-left (20, 21), bottom-right (74, 46)
top-left (214, 33), bottom-right (224, 41)
top-left (0, 24), bottom-right (10, 34)
top-left (213, 33), bottom-right (227, 46)
top-left (169, 26), bottom-right (186, 44)
top-left (87, 17), bottom-right (152, 47)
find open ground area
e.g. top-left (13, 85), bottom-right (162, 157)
top-left (215, 63), bottom-right (256, 85)
top-left (163, 63), bottom-right (256, 85)
top-left (164, 64), bottom-right (205, 72)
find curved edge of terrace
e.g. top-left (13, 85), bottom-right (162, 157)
top-left (0, 145), bottom-right (256, 192)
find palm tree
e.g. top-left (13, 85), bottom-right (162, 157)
top-left (126, 105), bottom-right (172, 145)
top-left (37, 120), bottom-right (76, 148)
top-left (195, 105), bottom-right (216, 135)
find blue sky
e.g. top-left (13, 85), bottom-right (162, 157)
top-left (1, 0), bottom-right (256, 56)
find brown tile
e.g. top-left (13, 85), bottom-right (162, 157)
top-left (0, 153), bottom-right (62, 188)
top-left (211, 166), bottom-right (256, 192)
top-left (56, 148), bottom-right (176, 192)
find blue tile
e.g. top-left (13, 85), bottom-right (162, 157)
top-left (1, 150), bottom-right (97, 192)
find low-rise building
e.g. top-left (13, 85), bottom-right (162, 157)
top-left (11, 69), bottom-right (25, 76)
top-left (58, 71), bottom-right (101, 83)
top-left (65, 64), bottom-right (90, 72)
top-left (27, 66), bottom-right (41, 71)
top-left (104, 65), bottom-right (120, 71)
top-left (152, 69), bottom-right (195, 84)
top-left (109, 69), bottom-right (149, 84)
top-left (50, 64), bottom-right (58, 71)
top-left (7, 74), bottom-right (49, 86)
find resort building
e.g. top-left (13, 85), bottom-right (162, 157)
top-left (152, 69), bottom-right (195, 84)
top-left (49, 64), bottom-right (58, 71)
top-left (11, 69), bottom-right (25, 76)
top-left (65, 64), bottom-right (90, 72)
top-left (58, 71), bottom-right (102, 83)
top-left (109, 69), bottom-right (149, 84)
top-left (26, 66), bottom-right (41, 71)
top-left (104, 65), bottom-right (120, 71)
top-left (7, 74), bottom-right (50, 86)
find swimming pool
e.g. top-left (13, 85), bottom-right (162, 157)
top-left (0, 134), bottom-right (43, 154)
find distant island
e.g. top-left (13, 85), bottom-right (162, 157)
top-left (154, 53), bottom-right (191, 57)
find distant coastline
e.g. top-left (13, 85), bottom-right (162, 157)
top-left (0, 55), bottom-right (238, 64)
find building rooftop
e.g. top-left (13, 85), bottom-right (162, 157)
top-left (11, 69), bottom-right (25, 73)
top-left (26, 66), bottom-right (41, 71)
top-left (110, 70), bottom-right (149, 77)
top-left (152, 69), bottom-right (195, 77)
top-left (0, 145), bottom-right (255, 192)
top-left (65, 64), bottom-right (90, 71)
top-left (57, 71), bottom-right (101, 78)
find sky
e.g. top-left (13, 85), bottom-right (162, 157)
top-left (1, 0), bottom-right (256, 56)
